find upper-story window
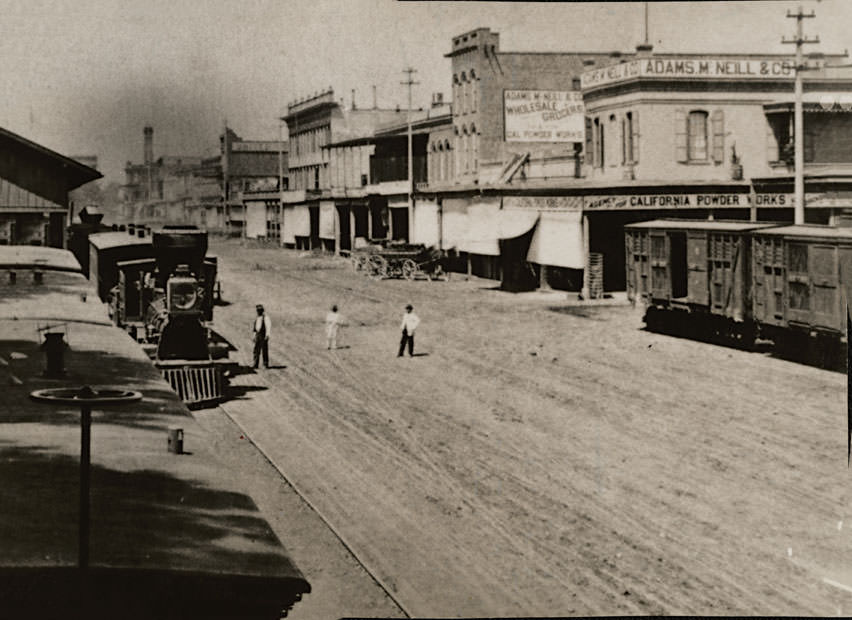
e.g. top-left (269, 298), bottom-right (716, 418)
top-left (688, 111), bottom-right (708, 161)
top-left (593, 117), bottom-right (604, 168)
top-left (676, 109), bottom-right (725, 164)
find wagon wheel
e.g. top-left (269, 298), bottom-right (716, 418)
top-left (370, 255), bottom-right (388, 278)
top-left (402, 258), bottom-right (418, 280)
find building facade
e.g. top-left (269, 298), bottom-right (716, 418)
top-left (279, 88), bottom-right (408, 251)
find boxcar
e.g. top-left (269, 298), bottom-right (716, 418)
top-left (625, 219), bottom-right (777, 343)
top-left (88, 230), bottom-right (154, 301)
top-left (751, 224), bottom-right (852, 359)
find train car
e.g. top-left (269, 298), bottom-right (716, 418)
top-left (625, 219), bottom-right (778, 344)
top-left (750, 224), bottom-right (852, 362)
top-left (66, 206), bottom-right (112, 275)
top-left (88, 226), bottom-right (233, 406)
top-left (88, 229), bottom-right (154, 301)
top-left (0, 246), bottom-right (310, 619)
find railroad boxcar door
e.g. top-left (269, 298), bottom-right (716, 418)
top-left (809, 243), bottom-right (839, 330)
top-left (625, 230), bottom-right (649, 303)
top-left (650, 232), bottom-right (670, 300)
top-left (686, 231), bottom-right (709, 305)
top-left (624, 231), bottom-right (636, 303)
top-left (786, 242), bottom-right (812, 325)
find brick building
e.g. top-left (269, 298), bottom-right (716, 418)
top-left (0, 127), bottom-right (101, 247)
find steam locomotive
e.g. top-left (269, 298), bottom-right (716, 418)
top-left (73, 213), bottom-right (234, 405)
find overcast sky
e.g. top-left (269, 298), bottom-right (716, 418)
top-left (1, 0), bottom-right (849, 184)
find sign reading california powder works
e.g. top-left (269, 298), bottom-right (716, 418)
top-left (503, 90), bottom-right (585, 143)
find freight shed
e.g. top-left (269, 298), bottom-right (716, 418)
top-left (0, 247), bottom-right (309, 619)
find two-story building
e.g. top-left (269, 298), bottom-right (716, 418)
top-left (579, 48), bottom-right (852, 290)
top-left (280, 89), bottom-right (408, 250)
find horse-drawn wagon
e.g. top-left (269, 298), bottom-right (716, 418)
top-left (351, 241), bottom-right (447, 280)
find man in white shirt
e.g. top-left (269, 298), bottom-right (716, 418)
top-left (252, 304), bottom-right (272, 368)
top-left (325, 305), bottom-right (343, 350)
top-left (398, 304), bottom-right (420, 357)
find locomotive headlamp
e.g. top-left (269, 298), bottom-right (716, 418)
top-left (167, 277), bottom-right (200, 312)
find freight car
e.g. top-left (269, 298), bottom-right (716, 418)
top-left (625, 219), bottom-right (850, 366)
top-left (87, 226), bottom-right (233, 405)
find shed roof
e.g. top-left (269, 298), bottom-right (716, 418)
top-left (754, 224), bottom-right (852, 239)
top-left (0, 126), bottom-right (102, 189)
top-left (0, 246), bottom-right (82, 273)
top-left (88, 231), bottom-right (153, 250)
top-left (624, 219), bottom-right (779, 232)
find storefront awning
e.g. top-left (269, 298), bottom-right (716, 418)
top-left (526, 211), bottom-right (584, 269)
top-left (319, 201), bottom-right (335, 239)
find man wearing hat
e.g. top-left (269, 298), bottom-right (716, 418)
top-left (398, 304), bottom-right (420, 357)
top-left (252, 304), bottom-right (272, 369)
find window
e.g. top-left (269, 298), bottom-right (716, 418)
top-left (593, 117), bottom-right (605, 168)
top-left (623, 112), bottom-right (634, 164)
top-left (688, 111), bottom-right (708, 161)
top-left (470, 124), bottom-right (477, 172)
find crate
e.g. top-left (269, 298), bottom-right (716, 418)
top-left (587, 252), bottom-right (604, 299)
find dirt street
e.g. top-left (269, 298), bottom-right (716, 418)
top-left (207, 238), bottom-right (851, 617)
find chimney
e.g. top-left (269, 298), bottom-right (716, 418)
top-left (351, 89), bottom-right (357, 110)
top-left (373, 85), bottom-right (377, 109)
top-left (144, 126), bottom-right (153, 165)
top-left (431, 92), bottom-right (444, 108)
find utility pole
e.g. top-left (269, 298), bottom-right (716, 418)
top-left (783, 6), bottom-right (819, 225)
top-left (401, 67), bottom-right (420, 240)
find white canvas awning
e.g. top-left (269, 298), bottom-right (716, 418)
top-left (460, 198), bottom-right (502, 256)
top-left (245, 202), bottom-right (267, 239)
top-left (289, 204), bottom-right (311, 237)
top-left (413, 199), bottom-right (440, 247)
top-left (281, 206), bottom-right (296, 244)
top-left (527, 211), bottom-right (584, 269)
top-left (319, 201), bottom-right (336, 239)
top-left (441, 198), bottom-right (469, 250)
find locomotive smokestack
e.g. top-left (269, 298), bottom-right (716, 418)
top-left (144, 126), bottom-right (153, 165)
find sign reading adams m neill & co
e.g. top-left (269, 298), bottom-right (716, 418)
top-left (581, 57), bottom-right (800, 90)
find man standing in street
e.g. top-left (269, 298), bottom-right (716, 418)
top-left (398, 304), bottom-right (420, 357)
top-left (326, 304), bottom-right (343, 350)
top-left (252, 304), bottom-right (271, 369)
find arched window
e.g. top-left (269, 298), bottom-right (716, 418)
top-left (687, 110), bottom-right (709, 161)
top-left (470, 124), bottom-right (477, 172)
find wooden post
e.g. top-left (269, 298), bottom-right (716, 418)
top-left (581, 213), bottom-right (590, 299)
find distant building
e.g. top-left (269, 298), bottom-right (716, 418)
top-left (224, 128), bottom-right (288, 236)
top-left (0, 127), bottom-right (101, 247)
top-left (279, 88), bottom-right (408, 249)
top-left (120, 126), bottom-right (285, 232)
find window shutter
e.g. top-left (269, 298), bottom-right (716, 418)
top-left (632, 110), bottom-right (640, 164)
top-left (712, 109), bottom-right (725, 163)
top-left (585, 117), bottom-right (593, 167)
top-left (766, 121), bottom-right (779, 162)
top-left (621, 118), bottom-right (627, 165)
top-left (675, 109), bottom-right (688, 162)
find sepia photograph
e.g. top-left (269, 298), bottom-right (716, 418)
top-left (1, 0), bottom-right (852, 618)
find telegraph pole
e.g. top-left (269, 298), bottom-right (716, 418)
top-left (783, 6), bottom-right (819, 225)
top-left (401, 67), bottom-right (420, 238)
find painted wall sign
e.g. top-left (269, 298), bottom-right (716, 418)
top-left (503, 195), bottom-right (582, 211)
top-left (504, 90), bottom-right (585, 143)
top-left (583, 193), bottom-right (749, 210)
top-left (581, 57), bottom-right (800, 90)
